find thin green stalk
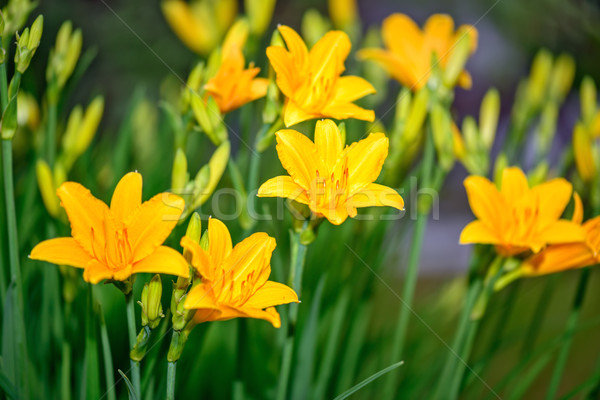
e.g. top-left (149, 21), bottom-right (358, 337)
top-left (382, 127), bottom-right (435, 400)
top-left (546, 269), bottom-right (590, 400)
top-left (61, 301), bottom-right (72, 400)
top-left (2, 138), bottom-right (27, 398)
top-left (521, 276), bottom-right (558, 355)
top-left (99, 304), bottom-right (116, 400)
top-left (433, 279), bottom-right (483, 400)
top-left (0, 63), bottom-right (8, 110)
top-left (126, 293), bottom-right (142, 398)
top-left (276, 229), bottom-right (308, 400)
top-left (166, 361), bottom-right (177, 400)
top-left (46, 102), bottom-right (58, 166)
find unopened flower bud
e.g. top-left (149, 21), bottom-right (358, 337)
top-left (139, 274), bottom-right (164, 329)
top-left (402, 87), bottom-right (429, 146)
top-left (430, 103), bottom-right (455, 171)
top-left (172, 293), bottom-right (195, 331)
top-left (193, 140), bottom-right (230, 208)
top-left (527, 49), bottom-right (553, 109)
top-left (479, 88), bottom-right (500, 150)
top-left (443, 31), bottom-right (473, 89)
top-left (573, 122), bottom-right (595, 182)
top-left (245, 0), bottom-right (276, 36)
top-left (580, 76), bottom-right (597, 126)
top-left (548, 53), bottom-right (575, 103)
top-left (171, 148), bottom-right (189, 193)
top-left (36, 159), bottom-right (60, 217)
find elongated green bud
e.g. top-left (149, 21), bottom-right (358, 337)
top-left (581, 76), bottom-right (597, 126)
top-left (402, 87), bottom-right (429, 145)
top-left (139, 275), bottom-right (164, 329)
top-left (171, 148), bottom-right (189, 193)
top-left (194, 140), bottom-right (230, 208)
top-left (479, 88), bottom-right (500, 150)
top-left (301, 9), bottom-right (331, 47)
top-left (527, 49), bottom-right (553, 109)
top-left (430, 103), bottom-right (455, 171)
top-left (245, 0), bottom-right (276, 35)
top-left (549, 53), bottom-right (575, 102)
top-left (443, 32), bottom-right (472, 88)
top-left (36, 159), bottom-right (60, 217)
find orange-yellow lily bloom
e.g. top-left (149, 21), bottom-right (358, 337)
top-left (460, 167), bottom-right (585, 256)
top-left (358, 14), bottom-right (477, 90)
top-left (181, 218), bottom-right (298, 328)
top-left (30, 172), bottom-right (189, 284)
top-left (204, 46), bottom-right (268, 113)
top-left (267, 25), bottom-right (376, 127)
top-left (257, 119), bottom-right (404, 225)
top-left (524, 195), bottom-right (600, 275)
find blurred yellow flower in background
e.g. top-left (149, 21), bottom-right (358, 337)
top-left (162, 0), bottom-right (237, 55)
top-left (258, 119), bottom-right (404, 224)
top-left (182, 218), bottom-right (298, 328)
top-left (30, 172), bottom-right (189, 283)
top-left (204, 20), bottom-right (268, 113)
top-left (460, 167), bottom-right (585, 256)
top-left (358, 13), bottom-right (477, 90)
top-left (267, 25), bottom-right (376, 127)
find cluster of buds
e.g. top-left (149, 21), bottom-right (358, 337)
top-left (13, 14), bottom-right (42, 73)
top-left (171, 140), bottom-right (230, 220)
top-left (573, 76), bottom-right (600, 193)
top-left (46, 21), bottom-right (82, 104)
top-left (130, 275), bottom-right (165, 361)
top-left (1, 0), bottom-right (36, 43)
top-left (168, 213), bottom-right (201, 363)
top-left (36, 97), bottom-right (104, 218)
top-left (454, 88), bottom-right (500, 176)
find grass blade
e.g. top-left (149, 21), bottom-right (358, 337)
top-left (118, 369), bottom-right (140, 400)
top-left (333, 361), bottom-right (404, 400)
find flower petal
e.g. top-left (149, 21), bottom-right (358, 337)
top-left (30, 237), bottom-right (92, 268)
top-left (463, 175), bottom-right (504, 224)
top-left (180, 236), bottom-right (213, 279)
top-left (525, 243), bottom-right (594, 275)
top-left (250, 78), bottom-right (269, 101)
top-left (128, 192), bottom-right (185, 262)
top-left (322, 103), bottom-right (375, 123)
top-left (275, 129), bottom-right (320, 189)
top-left (266, 46), bottom-right (296, 98)
top-left (110, 172), bottom-right (142, 223)
top-left (309, 30), bottom-right (351, 79)
top-left (572, 192), bottom-right (583, 224)
top-left (343, 132), bottom-right (388, 193)
top-left (532, 178), bottom-right (573, 222)
top-left (382, 13), bottom-right (423, 61)
top-left (245, 280), bottom-right (299, 309)
top-left (317, 203), bottom-right (350, 225)
top-left (500, 167), bottom-right (529, 204)
top-left (184, 282), bottom-right (221, 311)
top-left (132, 245), bottom-right (189, 278)
top-left (283, 99), bottom-right (317, 127)
top-left (278, 26), bottom-right (308, 68)
top-left (459, 221), bottom-right (501, 245)
top-left (537, 220), bottom-right (586, 245)
top-left (357, 49), bottom-right (416, 89)
top-left (57, 182), bottom-right (109, 256)
top-left (314, 119), bottom-right (343, 171)
top-left (219, 305), bottom-right (282, 328)
top-left (83, 259), bottom-right (113, 284)
top-left (161, 0), bottom-right (214, 55)
top-left (332, 76), bottom-right (376, 104)
top-left (349, 183), bottom-right (404, 210)
top-left (257, 176), bottom-right (309, 204)
top-left (423, 14), bottom-right (454, 62)
top-left (223, 232), bottom-right (275, 285)
top-left (208, 218), bottom-right (233, 268)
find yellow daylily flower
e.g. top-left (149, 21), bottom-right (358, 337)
top-left (460, 167), bottom-right (585, 256)
top-left (523, 194), bottom-right (600, 275)
top-left (358, 14), bottom-right (477, 91)
top-left (204, 37), bottom-right (268, 113)
top-left (162, 0), bottom-right (237, 55)
top-left (181, 218), bottom-right (298, 328)
top-left (266, 25), bottom-right (376, 127)
top-left (30, 172), bottom-right (189, 284)
top-left (257, 119), bottom-right (404, 225)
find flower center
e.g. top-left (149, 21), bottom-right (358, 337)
top-left (309, 159), bottom-right (349, 210)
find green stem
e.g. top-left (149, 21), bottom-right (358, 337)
top-left (521, 276), bottom-right (558, 355)
top-left (546, 269), bottom-right (590, 400)
top-left (276, 229), bottom-right (308, 400)
top-left (46, 101), bottom-right (58, 166)
top-left (61, 301), bottom-right (73, 400)
top-left (99, 305), bottom-right (116, 400)
top-left (0, 63), bottom-right (8, 111)
top-left (125, 293), bottom-right (141, 399)
top-left (2, 138), bottom-right (27, 398)
top-left (433, 279), bottom-right (483, 400)
top-left (166, 361), bottom-right (177, 400)
top-left (382, 125), bottom-right (436, 400)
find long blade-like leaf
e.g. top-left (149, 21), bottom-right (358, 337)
top-left (333, 361), bottom-right (405, 400)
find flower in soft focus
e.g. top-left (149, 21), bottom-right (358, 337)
top-left (358, 14), bottom-right (477, 91)
top-left (181, 218), bottom-right (298, 328)
top-left (30, 172), bottom-right (189, 283)
top-left (258, 119), bottom-right (404, 225)
top-left (161, 0), bottom-right (237, 55)
top-left (460, 167), bottom-right (585, 256)
top-left (523, 194), bottom-right (600, 275)
top-left (204, 26), bottom-right (268, 113)
top-left (267, 25), bottom-right (375, 127)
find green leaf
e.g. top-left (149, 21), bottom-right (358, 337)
top-left (1, 95), bottom-right (18, 139)
top-left (118, 369), bottom-right (140, 400)
top-left (333, 361), bottom-right (404, 400)
top-left (1, 285), bottom-right (16, 386)
top-left (81, 285), bottom-right (100, 399)
top-left (0, 366), bottom-right (17, 400)
top-left (291, 276), bottom-right (326, 400)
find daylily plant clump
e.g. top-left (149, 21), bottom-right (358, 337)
top-left (2, 0), bottom-right (599, 399)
